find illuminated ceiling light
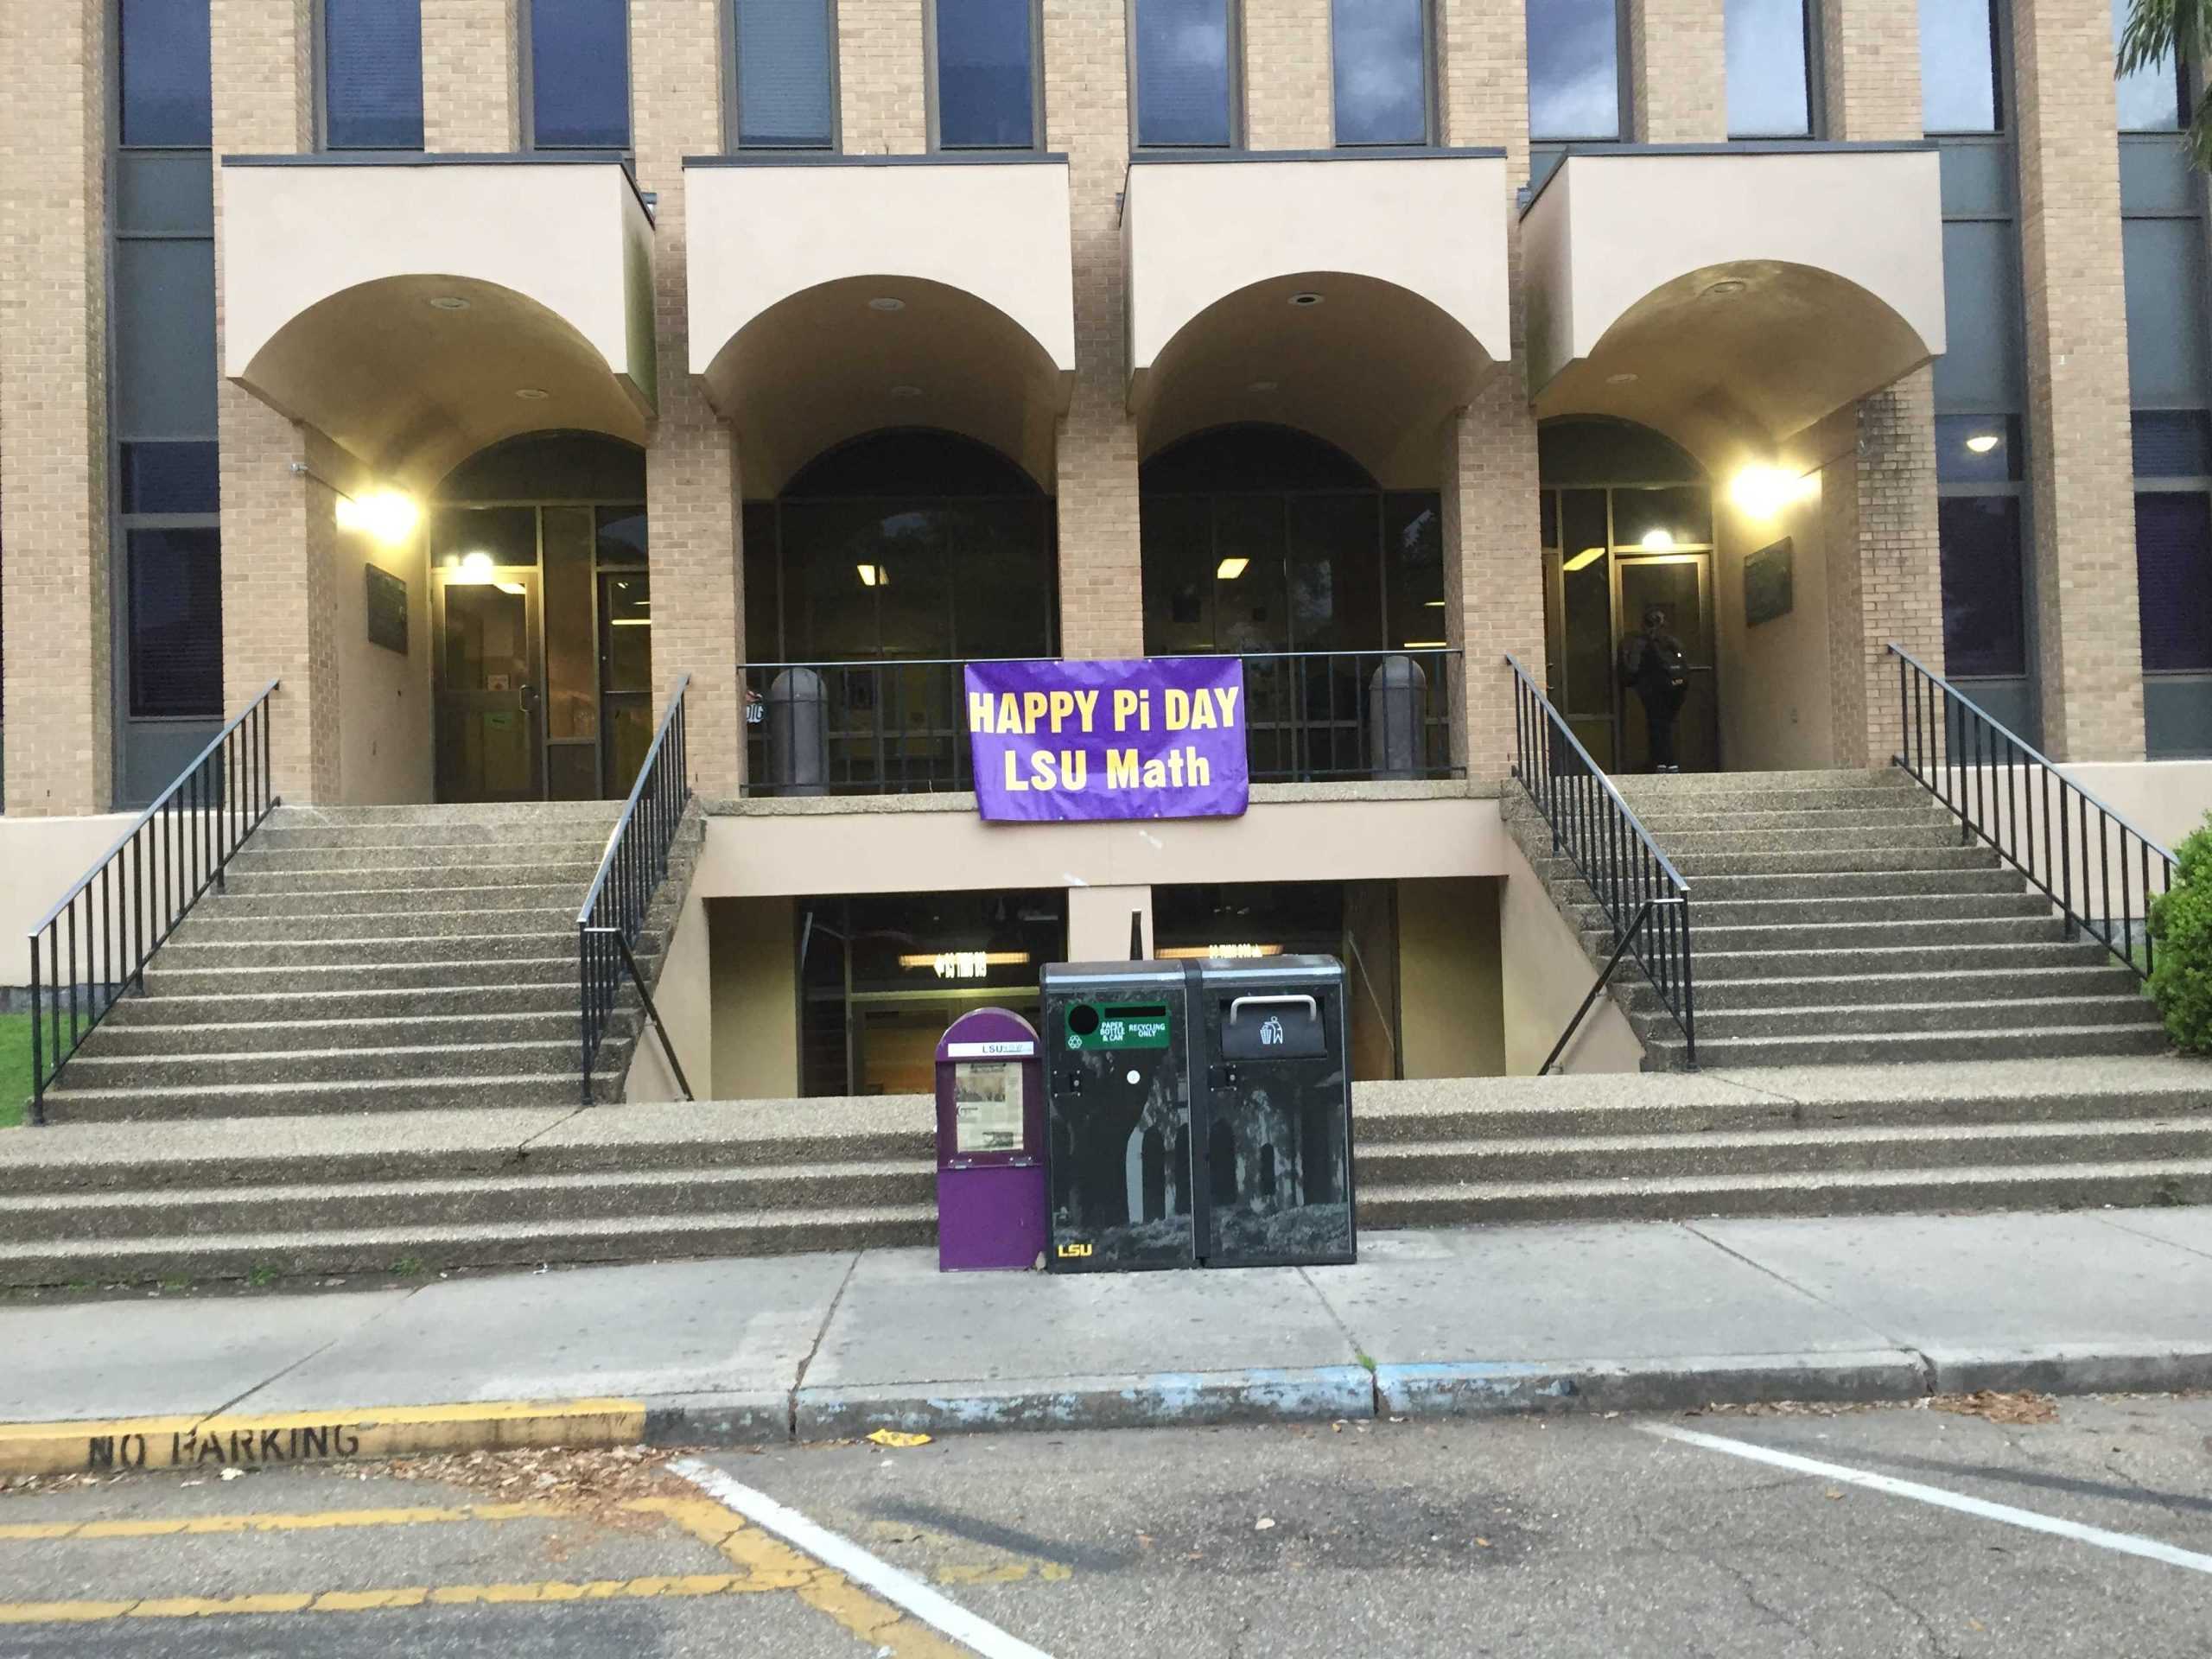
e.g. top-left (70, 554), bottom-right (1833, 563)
top-left (1966, 433), bottom-right (2001, 454)
top-left (610, 617), bottom-right (653, 626)
top-left (461, 550), bottom-right (495, 577)
top-left (514, 386), bottom-right (550, 401)
top-left (1400, 639), bottom-right (1447, 649)
top-left (1288, 291), bottom-right (1325, 307)
top-left (857, 563), bottom-right (889, 588)
top-left (868, 296), bottom-right (906, 312)
top-left (1157, 944), bottom-right (1285, 960)
top-left (889, 384), bottom-right (924, 399)
top-left (1639, 529), bottom-right (1676, 551)
top-left (339, 488), bottom-right (420, 546)
top-left (1424, 599), bottom-right (1446, 607)
top-left (1703, 278), bottom-right (1749, 298)
top-left (1561, 545), bottom-right (1606, 572)
top-left (1605, 371), bottom-right (1639, 385)
top-left (898, 950), bottom-right (1032, 979)
top-left (494, 581), bottom-right (527, 595)
top-left (1216, 557), bottom-right (1249, 580)
top-left (1730, 464), bottom-right (1796, 518)
top-left (427, 296), bottom-right (471, 311)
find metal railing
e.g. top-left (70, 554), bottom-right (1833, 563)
top-left (578, 675), bottom-right (696, 1104)
top-left (742, 648), bottom-right (1462, 796)
top-left (26, 680), bottom-right (280, 1123)
top-left (1889, 645), bottom-right (2174, 977)
top-left (1507, 654), bottom-right (1695, 1067)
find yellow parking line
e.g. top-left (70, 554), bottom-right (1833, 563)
top-left (0, 1574), bottom-right (767, 1625)
top-left (0, 1501), bottom-right (567, 1543)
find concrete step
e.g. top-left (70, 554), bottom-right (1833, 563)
top-left (1608, 785), bottom-right (1933, 814)
top-left (1685, 939), bottom-right (2111, 981)
top-left (241, 836), bottom-right (615, 865)
top-left (207, 886), bottom-right (579, 918)
top-left (1634, 965), bottom-right (2143, 1011)
top-left (1644, 993), bottom-right (2160, 1041)
top-left (35, 1075), bottom-right (589, 1124)
top-left (1682, 869), bottom-right (2030, 902)
top-left (1644, 1024), bottom-right (2172, 1069)
top-left (252, 824), bottom-right (616, 854)
top-left (1632, 807), bottom-right (1957, 836)
top-left (1666, 847), bottom-right (2002, 877)
top-left (44, 1036), bottom-right (609, 1090)
top-left (1630, 916), bottom-right (2069, 956)
top-left (0, 1205), bottom-right (937, 1289)
top-left (174, 906), bottom-right (576, 942)
top-left (149, 933), bottom-right (588, 969)
top-left (1360, 1117), bottom-right (2212, 1185)
top-left (224, 863), bottom-right (601, 895)
top-left (104, 982), bottom-right (577, 1025)
top-left (143, 955), bottom-right (581, 994)
top-left (80, 1010), bottom-right (583, 1057)
top-left (1610, 768), bottom-right (1910, 795)
top-left (1680, 892), bottom-right (2050, 925)
top-left (274, 803), bottom-right (626, 828)
top-left (1359, 1158), bottom-right (2212, 1229)
top-left (0, 1160), bottom-right (938, 1244)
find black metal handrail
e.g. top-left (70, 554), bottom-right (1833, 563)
top-left (742, 648), bottom-right (1462, 796)
top-left (1506, 654), bottom-right (1695, 1065)
top-left (578, 674), bottom-right (695, 1104)
top-left (26, 679), bottom-right (280, 1123)
top-left (1889, 645), bottom-right (2174, 977)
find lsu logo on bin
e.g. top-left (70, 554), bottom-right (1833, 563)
top-left (1057, 1242), bottom-right (1093, 1259)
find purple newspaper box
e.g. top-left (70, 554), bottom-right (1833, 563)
top-left (934, 1008), bottom-right (1048, 1272)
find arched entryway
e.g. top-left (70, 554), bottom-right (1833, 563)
top-left (1538, 419), bottom-right (1719, 774)
top-left (743, 429), bottom-right (1055, 793)
top-left (1139, 423), bottom-right (1449, 780)
top-left (429, 431), bottom-right (648, 803)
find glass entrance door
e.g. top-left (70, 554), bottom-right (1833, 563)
top-left (434, 569), bottom-right (544, 803)
top-left (1613, 553), bottom-right (1719, 773)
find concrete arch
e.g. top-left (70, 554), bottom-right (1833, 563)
top-left (1134, 272), bottom-right (1495, 488)
top-left (699, 276), bottom-right (1070, 497)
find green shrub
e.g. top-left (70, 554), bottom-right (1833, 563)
top-left (2147, 817), bottom-right (2212, 1051)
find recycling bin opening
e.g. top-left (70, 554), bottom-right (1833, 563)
top-left (1041, 956), bottom-right (1355, 1273)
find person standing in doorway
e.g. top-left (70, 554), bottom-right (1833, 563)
top-left (1619, 606), bottom-right (1690, 772)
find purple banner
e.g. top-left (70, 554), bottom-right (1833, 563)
top-left (965, 658), bottom-right (1249, 823)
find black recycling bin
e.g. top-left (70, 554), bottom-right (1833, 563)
top-left (1043, 957), bottom-right (1355, 1273)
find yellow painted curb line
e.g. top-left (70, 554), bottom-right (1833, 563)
top-left (0, 1398), bottom-right (648, 1481)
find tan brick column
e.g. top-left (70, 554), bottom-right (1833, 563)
top-left (213, 0), bottom-right (346, 804)
top-left (1625, 0), bottom-right (1728, 142)
top-left (2012, 0), bottom-right (2144, 760)
top-left (634, 1), bottom-right (746, 797)
top-left (1436, 0), bottom-right (1545, 787)
top-left (840, 0), bottom-right (927, 152)
top-left (1046, 0), bottom-right (1144, 659)
top-left (0, 0), bottom-right (111, 815)
top-left (1243, 0), bottom-right (1334, 149)
top-left (423, 0), bottom-right (521, 152)
top-left (1815, 0), bottom-right (1944, 768)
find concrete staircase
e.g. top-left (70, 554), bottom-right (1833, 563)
top-left (35, 802), bottom-right (637, 1124)
top-left (1510, 767), bottom-right (2171, 1070)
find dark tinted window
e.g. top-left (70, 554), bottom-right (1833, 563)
top-left (1135, 0), bottom-right (1235, 147)
top-left (324, 0), bottom-right (426, 149)
top-left (1725, 0), bottom-right (1812, 137)
top-left (120, 0), bottom-right (213, 147)
top-left (734, 0), bottom-right (836, 148)
top-left (531, 0), bottom-right (630, 148)
top-left (129, 529), bottom-right (225, 716)
top-left (1527, 0), bottom-right (1620, 140)
top-left (1939, 496), bottom-right (2027, 677)
top-left (2113, 0), bottom-right (2185, 130)
top-left (1920, 0), bottom-right (1998, 132)
top-left (2133, 410), bottom-right (2212, 477)
top-left (1333, 0), bottom-right (1427, 145)
top-left (2138, 492), bottom-right (2212, 671)
top-left (122, 442), bottom-right (221, 514)
top-left (936, 0), bottom-right (1036, 148)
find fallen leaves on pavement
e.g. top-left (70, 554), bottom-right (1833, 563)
top-left (335, 1444), bottom-right (699, 1529)
top-left (1927, 1390), bottom-right (2058, 1426)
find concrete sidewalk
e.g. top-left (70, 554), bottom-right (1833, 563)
top-left (4, 1208), bottom-right (2210, 1477)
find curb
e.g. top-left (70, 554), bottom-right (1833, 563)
top-left (1375, 1350), bottom-right (1933, 1418)
top-left (1924, 1344), bottom-right (2212, 1399)
top-left (791, 1366), bottom-right (1375, 1440)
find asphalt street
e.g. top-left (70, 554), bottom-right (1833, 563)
top-left (2, 1395), bottom-right (2208, 1657)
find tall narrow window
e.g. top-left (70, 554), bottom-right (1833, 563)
top-left (1725, 0), bottom-right (1813, 137)
top-left (934, 0), bottom-right (1037, 149)
top-left (119, 0), bottom-right (213, 146)
top-left (1332, 0), bottom-right (1428, 145)
top-left (529, 0), bottom-right (631, 149)
top-left (2113, 0), bottom-right (2185, 131)
top-left (734, 0), bottom-right (836, 149)
top-left (1920, 0), bottom-right (1999, 133)
top-left (1135, 0), bottom-right (1235, 148)
top-left (323, 0), bottom-right (425, 149)
top-left (1527, 0), bottom-right (1621, 141)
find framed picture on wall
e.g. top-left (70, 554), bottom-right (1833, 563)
top-left (1745, 538), bottom-right (1794, 628)
top-left (365, 565), bottom-right (409, 654)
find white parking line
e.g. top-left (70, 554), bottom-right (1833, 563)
top-left (1641, 1422), bottom-right (2212, 1577)
top-left (670, 1457), bottom-right (1057, 1659)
